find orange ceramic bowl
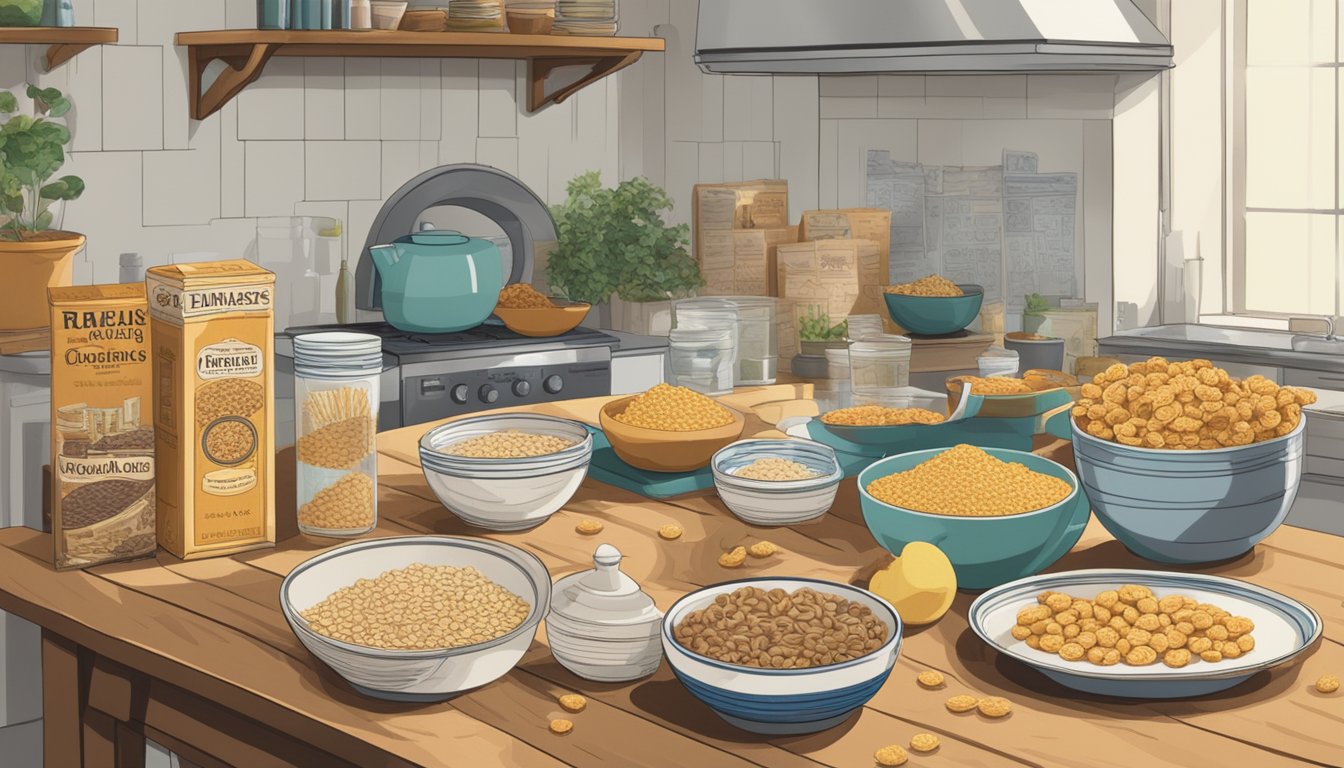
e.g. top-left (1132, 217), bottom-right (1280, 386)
top-left (598, 396), bottom-right (747, 473)
top-left (493, 300), bottom-right (590, 338)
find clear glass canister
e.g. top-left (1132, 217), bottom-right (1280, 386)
top-left (668, 328), bottom-right (735, 396)
top-left (730, 297), bottom-right (778, 385)
top-left (846, 314), bottom-right (885, 342)
top-left (673, 298), bottom-right (740, 385)
top-left (849, 333), bottom-right (912, 394)
top-left (293, 332), bottom-right (382, 537)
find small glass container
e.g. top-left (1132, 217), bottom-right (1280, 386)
top-left (547, 544), bottom-right (664, 682)
top-left (293, 332), bottom-right (382, 538)
top-left (673, 298), bottom-right (740, 386)
top-left (849, 333), bottom-right (912, 395)
top-left (978, 346), bottom-right (1020, 378)
top-left (846, 314), bottom-right (885, 342)
top-left (668, 328), bottom-right (734, 396)
top-left (730, 296), bottom-right (778, 385)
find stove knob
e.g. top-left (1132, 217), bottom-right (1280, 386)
top-left (478, 385), bottom-right (499, 404)
top-left (543, 375), bottom-right (564, 394)
top-left (450, 384), bottom-right (469, 404)
top-left (512, 380), bottom-right (531, 397)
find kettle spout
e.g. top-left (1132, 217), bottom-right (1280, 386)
top-left (368, 244), bottom-right (399, 272)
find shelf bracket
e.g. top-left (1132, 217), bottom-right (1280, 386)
top-left (188, 43), bottom-right (278, 121)
top-left (44, 43), bottom-right (93, 71)
top-left (528, 51), bottom-right (643, 112)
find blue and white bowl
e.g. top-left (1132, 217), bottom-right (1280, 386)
top-left (711, 439), bottom-right (844, 526)
top-left (662, 578), bottom-right (901, 735)
top-left (1071, 417), bottom-right (1306, 564)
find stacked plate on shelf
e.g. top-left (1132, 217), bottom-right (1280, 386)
top-left (447, 0), bottom-right (504, 29)
top-left (554, 0), bottom-right (617, 35)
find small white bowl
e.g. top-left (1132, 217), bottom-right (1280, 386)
top-left (371, 0), bottom-right (409, 29)
top-left (711, 439), bottom-right (843, 526)
top-left (419, 414), bottom-right (593, 531)
top-left (280, 536), bottom-right (551, 701)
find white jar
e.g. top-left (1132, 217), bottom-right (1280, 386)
top-left (978, 345), bottom-right (1021, 378)
top-left (547, 544), bottom-right (664, 683)
top-left (293, 332), bottom-right (382, 538)
top-left (848, 333), bottom-right (912, 394)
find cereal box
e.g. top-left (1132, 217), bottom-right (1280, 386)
top-left (49, 284), bottom-right (156, 570)
top-left (146, 260), bottom-right (276, 560)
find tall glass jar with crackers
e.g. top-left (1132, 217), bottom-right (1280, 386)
top-left (293, 332), bottom-right (382, 537)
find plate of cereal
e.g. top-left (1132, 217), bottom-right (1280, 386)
top-left (969, 569), bottom-right (1322, 699)
top-left (793, 382), bottom-right (982, 452)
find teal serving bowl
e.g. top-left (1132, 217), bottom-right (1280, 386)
top-left (882, 284), bottom-right (984, 336)
top-left (858, 447), bottom-right (1091, 590)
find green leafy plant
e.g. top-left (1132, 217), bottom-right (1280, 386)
top-left (798, 306), bottom-right (848, 342)
top-left (1024, 293), bottom-right (1050, 316)
top-left (0, 84), bottom-right (85, 240)
top-left (546, 172), bottom-right (702, 305)
top-left (0, 0), bottom-right (43, 27)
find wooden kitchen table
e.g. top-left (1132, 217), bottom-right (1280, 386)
top-left (1, 385), bottom-right (1341, 768)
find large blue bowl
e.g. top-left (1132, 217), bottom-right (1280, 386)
top-left (858, 447), bottom-right (1091, 590)
top-left (1070, 418), bottom-right (1306, 564)
top-left (662, 577), bottom-right (901, 735)
top-left (882, 284), bottom-right (984, 336)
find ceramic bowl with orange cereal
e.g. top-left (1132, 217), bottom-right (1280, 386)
top-left (599, 385), bottom-right (747, 473)
top-left (969, 569), bottom-right (1322, 699)
top-left (1069, 358), bottom-right (1314, 564)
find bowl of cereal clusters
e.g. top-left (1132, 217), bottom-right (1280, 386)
top-left (969, 569), bottom-right (1322, 698)
top-left (280, 535), bottom-right (552, 701)
top-left (662, 578), bottom-right (902, 734)
top-left (492, 283), bottom-right (591, 338)
top-left (419, 414), bottom-right (593, 530)
top-left (882, 277), bottom-right (983, 336)
top-left (599, 384), bottom-right (747, 473)
top-left (858, 444), bottom-right (1090, 589)
top-left (711, 439), bottom-right (844, 526)
top-left (1069, 358), bottom-right (1315, 564)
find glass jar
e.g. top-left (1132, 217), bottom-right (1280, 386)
top-left (849, 333), bottom-right (912, 396)
top-left (978, 345), bottom-right (1020, 378)
top-left (846, 314), bottom-right (885, 342)
top-left (668, 328), bottom-right (734, 396)
top-left (673, 298), bottom-right (739, 385)
top-left (815, 347), bottom-right (853, 412)
top-left (293, 332), bottom-right (383, 537)
top-left (730, 297), bottom-right (777, 385)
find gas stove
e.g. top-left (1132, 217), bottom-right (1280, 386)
top-left (281, 320), bottom-right (619, 429)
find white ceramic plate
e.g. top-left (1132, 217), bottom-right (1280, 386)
top-left (969, 569), bottom-right (1322, 699)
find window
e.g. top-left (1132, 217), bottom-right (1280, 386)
top-left (1234, 0), bottom-right (1343, 317)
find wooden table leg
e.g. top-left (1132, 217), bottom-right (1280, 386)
top-left (82, 709), bottom-right (117, 768)
top-left (115, 722), bottom-right (147, 768)
top-left (41, 631), bottom-right (84, 768)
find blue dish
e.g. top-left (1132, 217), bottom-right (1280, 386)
top-left (858, 447), bottom-right (1091, 590)
top-left (882, 284), bottom-right (984, 336)
top-left (662, 577), bottom-right (902, 735)
top-left (1070, 418), bottom-right (1306, 564)
top-left (969, 569), bottom-right (1323, 699)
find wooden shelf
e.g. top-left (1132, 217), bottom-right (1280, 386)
top-left (174, 29), bottom-right (665, 120)
top-left (0, 26), bottom-right (118, 70)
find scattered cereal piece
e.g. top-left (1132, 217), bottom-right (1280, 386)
top-left (548, 718), bottom-right (573, 735)
top-left (747, 541), bottom-right (779, 558)
top-left (575, 519), bottom-right (604, 535)
top-left (558, 694), bottom-right (587, 713)
top-left (916, 670), bottom-right (945, 689)
top-left (874, 744), bottom-right (910, 766)
top-left (977, 696), bottom-right (1012, 718)
top-left (1316, 675), bottom-right (1340, 694)
top-left (657, 524), bottom-right (684, 540)
top-left (909, 733), bottom-right (941, 753)
top-left (945, 694), bottom-right (978, 713)
top-left (718, 546), bottom-right (747, 568)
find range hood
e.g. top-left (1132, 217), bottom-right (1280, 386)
top-left (695, 0), bottom-right (1173, 75)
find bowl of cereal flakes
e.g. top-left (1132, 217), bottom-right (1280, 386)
top-left (881, 277), bottom-right (983, 336)
top-left (969, 569), bottom-right (1322, 698)
top-left (1069, 358), bottom-right (1315, 564)
top-left (711, 439), bottom-right (844, 526)
top-left (280, 535), bottom-right (552, 701)
top-left (662, 577), bottom-right (902, 734)
top-left (858, 444), bottom-right (1091, 589)
top-left (419, 414), bottom-right (593, 531)
top-left (492, 283), bottom-right (591, 338)
top-left (599, 384), bottom-right (747, 473)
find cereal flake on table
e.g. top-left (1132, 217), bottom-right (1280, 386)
top-left (1316, 675), bottom-right (1340, 694)
top-left (821, 405), bottom-right (946, 426)
top-left (575, 519), bottom-right (604, 535)
top-left (717, 546), bottom-right (747, 568)
top-left (874, 744), bottom-right (909, 766)
top-left (865, 443), bottom-right (1072, 517)
top-left (944, 694), bottom-right (978, 713)
top-left (909, 732), bottom-right (941, 753)
top-left (558, 693), bottom-right (587, 712)
top-left (1071, 357), bottom-right (1317, 448)
top-left (442, 430), bottom-right (578, 459)
top-left (548, 718), bottom-right (574, 735)
top-left (657, 524), bottom-right (684, 540)
top-left (734, 457), bottom-right (819, 481)
top-left (977, 696), bottom-right (1012, 718)
top-left (612, 384), bottom-right (734, 431)
top-left (916, 670), bottom-right (945, 689)
top-left (885, 274), bottom-right (964, 297)
top-left (747, 541), bottom-right (780, 558)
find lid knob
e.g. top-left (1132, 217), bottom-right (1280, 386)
top-left (594, 543), bottom-right (622, 568)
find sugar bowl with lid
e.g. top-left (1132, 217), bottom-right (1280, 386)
top-left (546, 544), bottom-right (664, 682)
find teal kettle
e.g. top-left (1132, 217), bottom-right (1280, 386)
top-left (368, 227), bottom-right (504, 333)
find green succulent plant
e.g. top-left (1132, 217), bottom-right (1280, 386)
top-left (798, 305), bottom-right (848, 342)
top-left (546, 171), bottom-right (702, 305)
top-left (1024, 293), bottom-right (1051, 316)
top-left (0, 84), bottom-right (85, 240)
top-left (0, 0), bottom-right (43, 27)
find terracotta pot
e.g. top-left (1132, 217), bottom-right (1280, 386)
top-left (0, 231), bottom-right (86, 331)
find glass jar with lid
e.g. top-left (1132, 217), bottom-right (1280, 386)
top-left (668, 328), bottom-right (734, 395)
top-left (293, 332), bottom-right (382, 537)
top-left (849, 333), bottom-right (912, 396)
top-left (672, 298), bottom-right (740, 385)
top-left (846, 314), bottom-right (885, 342)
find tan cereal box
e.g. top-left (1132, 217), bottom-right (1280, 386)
top-left (146, 260), bottom-right (276, 560)
top-left (49, 283), bottom-right (157, 570)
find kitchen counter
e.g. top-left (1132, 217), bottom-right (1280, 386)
top-left (1100, 324), bottom-right (1344, 375)
top-left (0, 386), bottom-right (1341, 767)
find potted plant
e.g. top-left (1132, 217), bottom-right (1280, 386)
top-left (0, 0), bottom-right (43, 26)
top-left (545, 171), bottom-right (701, 335)
top-left (1023, 293), bottom-right (1050, 336)
top-left (798, 306), bottom-right (848, 356)
top-left (0, 84), bottom-right (87, 332)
